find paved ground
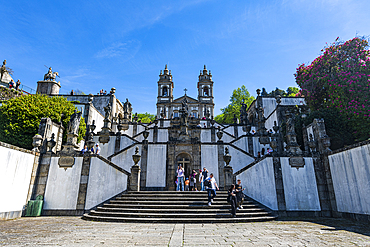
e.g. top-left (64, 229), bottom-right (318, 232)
top-left (0, 217), bottom-right (370, 246)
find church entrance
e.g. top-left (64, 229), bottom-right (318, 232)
top-left (176, 153), bottom-right (192, 179)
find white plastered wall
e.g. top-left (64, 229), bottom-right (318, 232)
top-left (236, 157), bottom-right (278, 210)
top-left (44, 157), bottom-right (83, 210)
top-left (0, 145), bottom-right (35, 219)
top-left (85, 157), bottom-right (128, 209)
top-left (280, 157), bottom-right (320, 211)
top-left (329, 144), bottom-right (370, 215)
top-left (201, 145), bottom-right (219, 182)
top-left (146, 145), bottom-right (167, 187)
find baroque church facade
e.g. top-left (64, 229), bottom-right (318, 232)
top-left (156, 65), bottom-right (214, 120)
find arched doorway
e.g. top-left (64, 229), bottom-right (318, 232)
top-left (176, 153), bottom-right (192, 179)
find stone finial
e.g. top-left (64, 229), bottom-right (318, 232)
top-left (88, 93), bottom-right (94, 103)
top-left (32, 134), bottom-right (43, 152)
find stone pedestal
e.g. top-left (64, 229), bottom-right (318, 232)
top-left (129, 165), bottom-right (141, 191)
top-left (224, 165), bottom-right (233, 190)
top-left (36, 80), bottom-right (61, 95)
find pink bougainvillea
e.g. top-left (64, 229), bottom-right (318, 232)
top-left (295, 37), bottom-right (370, 141)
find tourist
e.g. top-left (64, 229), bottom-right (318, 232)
top-left (70, 90), bottom-right (74, 95)
top-left (81, 145), bottom-right (88, 154)
top-left (197, 123), bottom-right (202, 128)
top-left (267, 148), bottom-right (273, 154)
top-left (184, 178), bottom-right (190, 191)
top-left (15, 80), bottom-right (21, 90)
top-left (9, 79), bottom-right (14, 89)
top-left (201, 167), bottom-right (208, 191)
top-left (205, 173), bottom-right (219, 206)
top-left (94, 143), bottom-right (101, 155)
top-left (251, 130), bottom-right (256, 135)
top-left (235, 179), bottom-right (245, 209)
top-left (203, 123), bottom-right (207, 128)
top-left (257, 151), bottom-right (261, 158)
top-left (176, 165), bottom-right (185, 191)
top-left (227, 184), bottom-right (237, 217)
top-left (190, 169), bottom-right (197, 191)
top-left (199, 169), bottom-right (204, 191)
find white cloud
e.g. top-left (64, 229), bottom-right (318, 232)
top-left (95, 40), bottom-right (141, 60)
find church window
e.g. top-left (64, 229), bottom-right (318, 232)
top-left (193, 112), bottom-right (197, 118)
top-left (162, 86), bottom-right (168, 96)
top-left (174, 112), bottom-right (179, 118)
top-left (203, 86), bottom-right (209, 96)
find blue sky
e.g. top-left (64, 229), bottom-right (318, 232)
top-left (1, 0), bottom-right (370, 115)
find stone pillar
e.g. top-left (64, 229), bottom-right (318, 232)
top-left (273, 157), bottom-right (287, 216)
top-left (25, 153), bottom-right (40, 203)
top-left (130, 165), bottom-right (141, 191)
top-left (31, 153), bottom-right (52, 200)
top-left (130, 147), bottom-right (141, 191)
top-left (217, 142), bottom-right (225, 190)
top-left (140, 140), bottom-right (148, 189)
top-left (224, 165), bottom-right (233, 190)
top-left (133, 124), bottom-right (138, 136)
top-left (76, 156), bottom-right (91, 214)
top-left (211, 126), bottom-right (216, 142)
top-left (247, 136), bottom-right (253, 155)
top-left (233, 125), bottom-right (238, 138)
top-left (153, 125), bottom-right (158, 143)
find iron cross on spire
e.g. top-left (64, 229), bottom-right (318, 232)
top-left (184, 88), bottom-right (187, 95)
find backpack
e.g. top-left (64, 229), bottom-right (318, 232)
top-left (204, 179), bottom-right (211, 188)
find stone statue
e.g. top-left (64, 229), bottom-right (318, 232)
top-left (68, 110), bottom-right (82, 135)
top-left (104, 102), bottom-right (112, 120)
top-left (181, 98), bottom-right (188, 115)
top-left (286, 112), bottom-right (295, 134)
top-left (44, 67), bottom-right (59, 81)
top-left (0, 60), bottom-right (7, 82)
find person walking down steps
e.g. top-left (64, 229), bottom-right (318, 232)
top-left (205, 173), bottom-right (219, 206)
top-left (228, 184), bottom-right (238, 217)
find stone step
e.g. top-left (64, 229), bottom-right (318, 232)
top-left (82, 214), bottom-right (277, 223)
top-left (102, 203), bottom-right (260, 209)
top-left (114, 197), bottom-right (231, 201)
top-left (88, 210), bottom-right (271, 218)
top-left (96, 207), bottom-right (265, 213)
top-left (108, 200), bottom-right (254, 205)
top-left (127, 191), bottom-right (228, 194)
top-left (82, 191), bottom-right (276, 223)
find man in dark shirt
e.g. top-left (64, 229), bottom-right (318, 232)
top-left (202, 167), bottom-right (208, 179)
top-left (235, 179), bottom-right (245, 209)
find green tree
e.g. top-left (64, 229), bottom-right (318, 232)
top-left (264, 87), bottom-right (300, 97)
top-left (0, 94), bottom-right (86, 149)
top-left (295, 36), bottom-right (370, 142)
top-left (137, 112), bottom-right (156, 123)
top-left (215, 85), bottom-right (255, 124)
top-left (286, 87), bottom-right (300, 97)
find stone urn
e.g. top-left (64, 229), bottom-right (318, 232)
top-left (32, 134), bottom-right (43, 152)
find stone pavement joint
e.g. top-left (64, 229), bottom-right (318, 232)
top-left (0, 217), bottom-right (369, 246)
top-left (169, 223), bottom-right (184, 247)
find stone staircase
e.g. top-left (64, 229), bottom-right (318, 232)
top-left (82, 191), bottom-right (277, 223)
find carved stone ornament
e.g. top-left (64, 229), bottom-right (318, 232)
top-left (217, 127), bottom-right (223, 141)
top-left (58, 156), bottom-right (75, 170)
top-left (289, 156), bottom-right (305, 169)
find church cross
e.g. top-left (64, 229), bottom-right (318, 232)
top-left (178, 158), bottom-right (190, 167)
top-left (184, 88), bottom-right (187, 95)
